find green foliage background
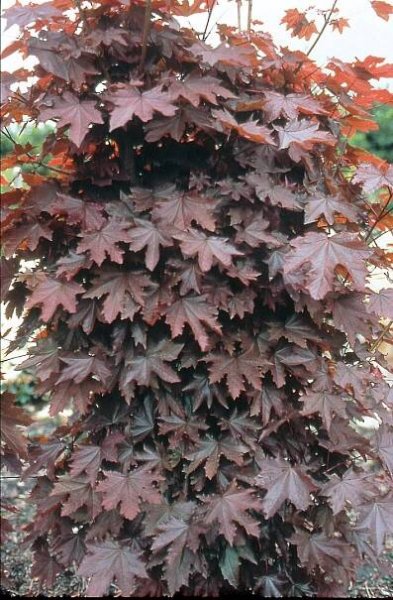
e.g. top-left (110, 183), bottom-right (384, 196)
top-left (351, 105), bottom-right (393, 163)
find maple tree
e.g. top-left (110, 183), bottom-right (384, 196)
top-left (1, 0), bottom-right (393, 597)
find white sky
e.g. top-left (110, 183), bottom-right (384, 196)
top-left (1, 0), bottom-right (393, 72)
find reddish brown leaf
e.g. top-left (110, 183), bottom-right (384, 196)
top-left (262, 91), bottom-right (327, 122)
top-left (1, 392), bottom-right (31, 458)
top-left (213, 109), bottom-right (275, 145)
top-left (76, 220), bottom-right (130, 266)
top-left (153, 189), bottom-right (217, 231)
top-left (301, 391), bottom-right (348, 430)
top-left (25, 276), bottom-right (84, 321)
top-left (122, 338), bottom-right (183, 386)
top-left (356, 495), bottom-right (393, 555)
top-left (168, 74), bottom-right (235, 107)
top-left (283, 232), bottom-right (371, 300)
top-left (57, 353), bottom-right (111, 385)
top-left (200, 482), bottom-right (262, 545)
top-left (206, 346), bottom-right (265, 399)
top-left (3, 2), bottom-right (61, 29)
top-left (97, 468), bottom-right (163, 520)
top-left (39, 92), bottom-right (103, 147)
top-left (127, 218), bottom-right (172, 271)
top-left (322, 469), bottom-right (374, 514)
top-left (304, 194), bottom-right (358, 225)
top-left (77, 541), bottom-right (147, 596)
top-left (185, 436), bottom-right (248, 479)
top-left (83, 269), bottom-right (151, 323)
top-left (255, 457), bottom-right (317, 517)
top-left (371, 1), bottom-right (393, 21)
top-left (175, 229), bottom-right (243, 272)
top-left (368, 288), bottom-right (393, 319)
top-left (165, 295), bottom-right (221, 350)
top-left (352, 162), bottom-right (393, 193)
top-left (106, 84), bottom-right (177, 130)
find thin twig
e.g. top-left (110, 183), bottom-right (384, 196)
top-left (364, 189), bottom-right (392, 242)
top-left (1, 126), bottom-right (71, 176)
top-left (370, 320), bottom-right (393, 354)
top-left (306, 0), bottom-right (338, 57)
top-left (202, 0), bottom-right (217, 41)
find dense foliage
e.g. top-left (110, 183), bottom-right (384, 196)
top-left (1, 1), bottom-right (393, 597)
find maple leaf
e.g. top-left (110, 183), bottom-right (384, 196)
top-left (283, 232), bottom-right (371, 300)
top-left (106, 84), bottom-right (177, 130)
top-left (152, 189), bottom-right (217, 231)
top-left (368, 288), bottom-right (393, 319)
top-left (25, 276), bottom-right (84, 321)
top-left (206, 346), bottom-right (265, 399)
top-left (23, 439), bottom-right (66, 480)
top-left (122, 339), bottom-right (183, 386)
top-left (151, 515), bottom-right (201, 595)
top-left (274, 119), bottom-right (336, 156)
top-left (3, 1), bottom-right (61, 29)
top-left (31, 545), bottom-right (62, 589)
top-left (50, 193), bottom-right (105, 231)
top-left (213, 109), bottom-right (275, 145)
top-left (168, 74), bottom-right (235, 107)
top-left (235, 214), bottom-right (282, 248)
top-left (144, 105), bottom-right (213, 142)
top-left (200, 482), bottom-right (262, 545)
top-left (255, 457), bottom-right (317, 517)
top-left (281, 9), bottom-right (318, 40)
top-left (77, 541), bottom-right (147, 596)
top-left (39, 92), bottom-right (103, 147)
top-left (165, 295), bottom-right (221, 350)
top-left (175, 229), bottom-right (243, 272)
top-left (331, 293), bottom-right (376, 346)
top-left (330, 17), bottom-right (350, 33)
top-left (250, 385), bottom-right (285, 425)
top-left (352, 162), bottom-right (393, 193)
top-left (84, 269), bottom-right (151, 323)
top-left (301, 391), bottom-right (348, 430)
top-left (262, 91), bottom-right (327, 122)
top-left (127, 218), bottom-right (172, 271)
top-left (322, 469), bottom-right (374, 514)
top-left (291, 530), bottom-right (354, 572)
top-left (97, 468), bottom-right (163, 520)
top-left (356, 495), bottom-right (393, 554)
top-left (69, 445), bottom-right (102, 484)
top-left (189, 41), bottom-right (256, 68)
top-left (51, 529), bottom-right (86, 567)
top-left (371, 1), bottom-right (393, 21)
top-left (2, 220), bottom-right (53, 258)
top-left (76, 220), bottom-right (131, 266)
top-left (185, 436), bottom-right (248, 479)
top-left (304, 194), bottom-right (358, 225)
top-left (57, 353), bottom-right (111, 385)
top-left (1, 392), bottom-right (32, 458)
top-left (51, 474), bottom-right (102, 519)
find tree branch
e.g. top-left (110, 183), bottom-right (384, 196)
top-left (247, 0), bottom-right (253, 32)
top-left (140, 0), bottom-right (152, 71)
